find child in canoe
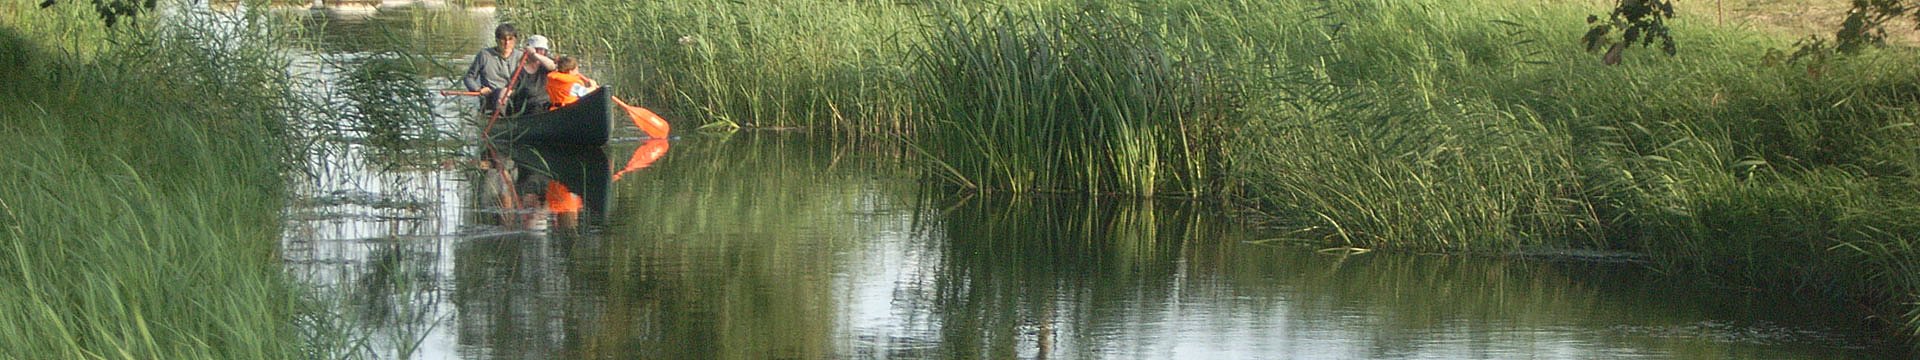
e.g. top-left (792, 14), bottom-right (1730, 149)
top-left (545, 56), bottom-right (600, 110)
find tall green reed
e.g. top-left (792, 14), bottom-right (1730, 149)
top-left (0, 0), bottom-right (355, 357)
top-left (506, 0), bottom-right (923, 135)
top-left (913, 3), bottom-right (1231, 196)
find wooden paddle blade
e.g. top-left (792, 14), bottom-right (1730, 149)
top-left (628, 106), bottom-right (671, 139)
top-left (613, 97), bottom-right (671, 139)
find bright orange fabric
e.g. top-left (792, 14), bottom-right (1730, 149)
top-left (546, 71), bottom-right (590, 109)
top-left (615, 96), bottom-right (671, 139)
top-left (545, 182), bottom-right (583, 213)
top-left (614, 139), bottom-right (671, 181)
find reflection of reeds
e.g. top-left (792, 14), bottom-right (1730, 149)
top-left (561, 135), bottom-right (907, 358)
top-left (921, 196), bottom-right (1199, 357)
top-left (296, 4), bottom-right (491, 56)
top-left (452, 232), bottom-right (571, 357)
top-left (912, 197), bottom-right (1702, 357)
top-left (339, 241), bottom-right (447, 359)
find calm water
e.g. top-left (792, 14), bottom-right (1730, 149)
top-left (272, 4), bottom-right (1901, 359)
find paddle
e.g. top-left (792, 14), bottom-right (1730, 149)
top-left (439, 90), bottom-right (483, 96)
top-left (612, 96), bottom-right (671, 139)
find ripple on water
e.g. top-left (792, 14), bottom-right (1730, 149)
top-left (1609, 320), bottom-right (1874, 350)
top-left (297, 189), bottom-right (434, 209)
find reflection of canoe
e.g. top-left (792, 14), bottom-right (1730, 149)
top-left (489, 87), bottom-right (613, 146)
top-left (502, 143), bottom-right (611, 221)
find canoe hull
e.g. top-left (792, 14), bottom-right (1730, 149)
top-left (488, 87), bottom-right (613, 146)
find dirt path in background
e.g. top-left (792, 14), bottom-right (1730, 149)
top-left (1575, 0), bottom-right (1920, 45)
top-left (1714, 0), bottom-right (1920, 44)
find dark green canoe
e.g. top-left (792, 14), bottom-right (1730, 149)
top-left (488, 86), bottom-right (613, 147)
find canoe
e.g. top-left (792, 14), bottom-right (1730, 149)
top-left (487, 86), bottom-right (614, 146)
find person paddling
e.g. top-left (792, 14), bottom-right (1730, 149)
top-left (545, 56), bottom-right (600, 109)
top-left (506, 35), bottom-right (557, 115)
top-left (461, 24), bottom-right (551, 115)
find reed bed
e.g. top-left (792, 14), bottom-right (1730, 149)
top-left (1223, 0), bottom-right (1599, 251)
top-left (0, 0), bottom-right (347, 357)
top-left (504, 0), bottom-right (1920, 347)
top-left (505, 0), bottom-right (923, 135)
top-left (912, 4), bottom-right (1231, 196)
top-left (1227, 0), bottom-right (1920, 344)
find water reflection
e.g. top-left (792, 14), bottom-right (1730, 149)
top-left (290, 132), bottom-right (1897, 359)
top-left (291, 3), bottom-right (492, 55)
top-left (472, 143), bottom-right (612, 228)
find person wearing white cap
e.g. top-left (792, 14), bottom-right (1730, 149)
top-left (506, 34), bottom-right (558, 115)
top-left (525, 35), bottom-right (554, 61)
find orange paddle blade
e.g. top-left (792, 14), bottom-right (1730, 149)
top-left (613, 97), bottom-right (671, 139)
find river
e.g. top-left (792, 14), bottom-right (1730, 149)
top-left (267, 3), bottom-right (1900, 359)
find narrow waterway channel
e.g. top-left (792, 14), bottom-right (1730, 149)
top-left (270, 3), bottom-right (1902, 359)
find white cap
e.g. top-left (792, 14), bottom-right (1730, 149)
top-left (526, 35), bottom-right (550, 50)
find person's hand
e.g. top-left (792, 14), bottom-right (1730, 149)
top-left (478, 87), bottom-right (493, 95)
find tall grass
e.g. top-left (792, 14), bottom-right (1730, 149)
top-left (1222, 0), bottom-right (1599, 251)
top-left (508, 0), bottom-right (1239, 194)
top-left (0, 0), bottom-right (341, 357)
top-left (1206, 0), bottom-right (1920, 345)
top-left (506, 0), bottom-right (923, 134)
top-left (913, 4), bottom-right (1230, 195)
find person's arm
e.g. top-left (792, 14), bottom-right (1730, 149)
top-left (527, 51), bottom-right (556, 71)
top-left (462, 50), bottom-right (488, 93)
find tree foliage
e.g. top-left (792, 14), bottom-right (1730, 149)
top-left (1580, 0), bottom-right (1676, 65)
top-left (38, 0), bottom-right (156, 27)
top-left (1833, 0), bottom-right (1917, 52)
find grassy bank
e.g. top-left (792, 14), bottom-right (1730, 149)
top-left (507, 0), bottom-right (1920, 347)
top-left (0, 1), bottom-right (326, 357)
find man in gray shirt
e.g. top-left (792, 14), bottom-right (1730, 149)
top-left (463, 24), bottom-right (526, 115)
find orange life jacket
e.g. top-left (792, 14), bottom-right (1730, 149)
top-left (546, 71), bottom-right (590, 109)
